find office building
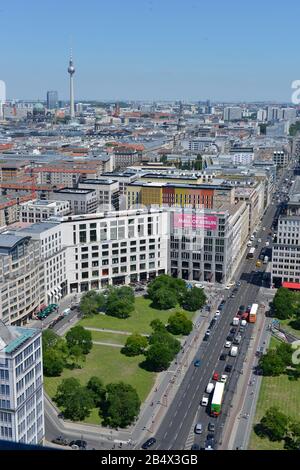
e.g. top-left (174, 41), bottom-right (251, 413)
top-left (223, 107), bottom-right (243, 121)
top-left (46, 91), bottom-right (58, 110)
top-left (78, 179), bottom-right (120, 211)
top-left (50, 188), bottom-right (98, 215)
top-left (19, 200), bottom-right (71, 224)
top-left (0, 322), bottom-right (44, 445)
top-left (0, 234), bottom-right (42, 325)
top-left (272, 178), bottom-right (300, 288)
top-left (170, 202), bottom-right (249, 283)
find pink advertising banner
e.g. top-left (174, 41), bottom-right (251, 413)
top-left (174, 213), bottom-right (218, 230)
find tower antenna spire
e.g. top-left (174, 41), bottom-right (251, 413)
top-left (67, 43), bottom-right (75, 119)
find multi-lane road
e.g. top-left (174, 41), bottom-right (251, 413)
top-left (152, 168), bottom-right (293, 451)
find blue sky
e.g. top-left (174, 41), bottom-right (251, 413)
top-left (1, 0), bottom-right (300, 101)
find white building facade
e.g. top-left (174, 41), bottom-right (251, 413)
top-left (0, 323), bottom-right (44, 445)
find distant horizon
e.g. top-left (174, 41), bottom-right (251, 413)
top-left (4, 98), bottom-right (298, 106)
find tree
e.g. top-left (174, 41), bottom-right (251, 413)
top-left (272, 287), bottom-right (295, 320)
top-left (86, 376), bottom-right (106, 407)
top-left (259, 350), bottom-right (286, 376)
top-left (167, 311), bottom-right (193, 336)
top-left (151, 287), bottom-right (178, 310)
top-left (68, 344), bottom-right (85, 368)
top-left (149, 319), bottom-right (165, 332)
top-left (276, 342), bottom-right (294, 368)
top-left (145, 342), bottom-right (176, 371)
top-left (182, 287), bottom-right (206, 312)
top-left (105, 287), bottom-right (135, 318)
top-left (43, 348), bottom-right (65, 377)
top-left (260, 407), bottom-right (289, 441)
top-left (80, 290), bottom-right (105, 317)
top-left (147, 275), bottom-right (187, 306)
top-left (66, 326), bottom-right (93, 355)
top-left (122, 333), bottom-right (148, 356)
top-left (54, 378), bottom-right (94, 421)
top-left (42, 329), bottom-right (60, 351)
top-left (101, 382), bottom-right (141, 428)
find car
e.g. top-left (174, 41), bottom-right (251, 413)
top-left (212, 372), bottom-right (219, 381)
top-left (239, 326), bottom-right (245, 333)
top-left (195, 423), bottom-right (203, 434)
top-left (219, 300), bottom-right (226, 306)
top-left (51, 436), bottom-right (68, 446)
top-left (209, 319), bottom-right (216, 329)
top-left (230, 293), bottom-right (235, 298)
top-left (263, 227), bottom-right (266, 231)
top-left (258, 238), bottom-right (262, 243)
top-left (70, 305), bottom-right (78, 311)
top-left (225, 341), bottom-right (232, 348)
top-left (191, 444), bottom-right (200, 451)
top-left (69, 440), bottom-right (87, 450)
top-left (205, 434), bottom-right (215, 450)
top-left (230, 327), bottom-right (237, 334)
top-left (227, 334), bottom-right (234, 342)
top-left (237, 281), bottom-right (241, 287)
top-left (256, 260), bottom-right (262, 267)
top-left (208, 422), bottom-right (215, 432)
top-left (265, 241), bottom-right (270, 246)
top-left (215, 310), bottom-right (221, 316)
top-left (206, 383), bottom-right (215, 393)
top-left (141, 438), bottom-right (156, 450)
top-left (194, 359), bottom-right (201, 367)
top-left (219, 353), bottom-right (226, 361)
top-left (221, 374), bottom-right (228, 383)
top-left (225, 364), bottom-right (233, 373)
top-left (201, 396), bottom-right (209, 406)
top-left (205, 329), bottom-right (211, 337)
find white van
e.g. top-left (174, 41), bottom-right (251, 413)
top-left (230, 346), bottom-right (238, 357)
top-left (206, 383), bottom-right (214, 394)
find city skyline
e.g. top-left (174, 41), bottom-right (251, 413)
top-left (1, 0), bottom-right (300, 102)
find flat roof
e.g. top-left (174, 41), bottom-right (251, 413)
top-left (79, 179), bottom-right (117, 185)
top-left (2, 326), bottom-right (38, 354)
top-left (53, 188), bottom-right (95, 194)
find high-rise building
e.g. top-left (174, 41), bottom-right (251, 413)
top-left (223, 106), bottom-right (242, 121)
top-left (46, 91), bottom-right (58, 110)
top-left (68, 54), bottom-right (75, 119)
top-left (272, 178), bottom-right (300, 288)
top-left (0, 321), bottom-right (44, 445)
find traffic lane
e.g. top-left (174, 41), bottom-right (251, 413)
top-left (197, 322), bottom-right (255, 449)
top-left (194, 294), bottom-right (257, 448)
top-left (154, 295), bottom-right (242, 450)
top-left (161, 279), bottom-right (256, 450)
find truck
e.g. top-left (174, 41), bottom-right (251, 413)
top-left (230, 346), bottom-right (238, 357)
top-left (263, 255), bottom-right (269, 264)
top-left (249, 303), bottom-right (258, 323)
top-left (232, 317), bottom-right (239, 326)
top-left (211, 382), bottom-right (225, 416)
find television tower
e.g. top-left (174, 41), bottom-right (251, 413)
top-left (68, 52), bottom-right (75, 119)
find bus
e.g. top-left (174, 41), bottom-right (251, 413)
top-left (247, 247), bottom-right (255, 259)
top-left (211, 382), bottom-right (225, 416)
top-left (249, 303), bottom-right (258, 323)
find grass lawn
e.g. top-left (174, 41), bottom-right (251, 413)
top-left (90, 330), bottom-right (128, 345)
top-left (44, 344), bottom-right (156, 425)
top-left (249, 338), bottom-right (300, 450)
top-left (79, 296), bottom-right (195, 335)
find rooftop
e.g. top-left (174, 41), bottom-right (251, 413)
top-left (0, 322), bottom-right (38, 355)
top-left (53, 188), bottom-right (95, 195)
